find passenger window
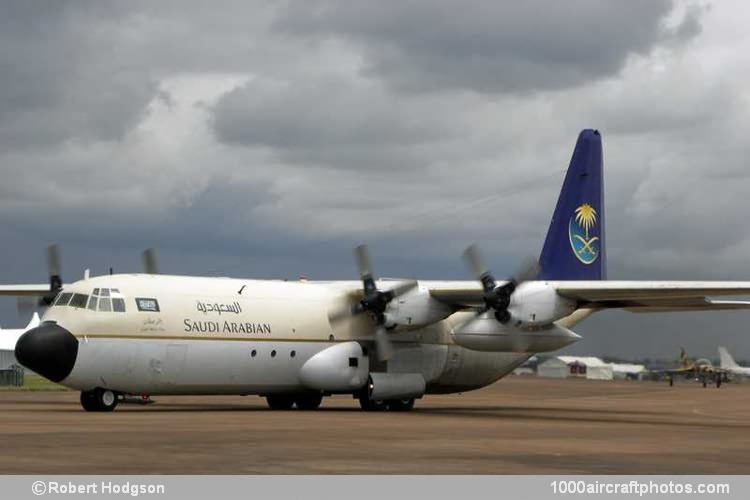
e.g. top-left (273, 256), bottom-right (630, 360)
top-left (98, 297), bottom-right (112, 312)
top-left (112, 298), bottom-right (126, 312)
top-left (55, 292), bottom-right (73, 306)
top-left (87, 296), bottom-right (98, 311)
top-left (69, 293), bottom-right (89, 308)
top-left (100, 289), bottom-right (111, 297)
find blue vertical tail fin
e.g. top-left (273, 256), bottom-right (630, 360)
top-left (539, 129), bottom-right (606, 280)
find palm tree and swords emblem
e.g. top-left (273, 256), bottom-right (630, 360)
top-left (568, 203), bottom-right (599, 264)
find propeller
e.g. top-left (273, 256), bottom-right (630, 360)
top-left (462, 243), bottom-right (540, 324)
top-left (328, 244), bottom-right (418, 361)
top-left (142, 248), bottom-right (159, 274)
top-left (17, 244), bottom-right (64, 316)
top-left (42, 244), bottom-right (63, 305)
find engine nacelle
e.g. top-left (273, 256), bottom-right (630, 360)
top-left (298, 342), bottom-right (369, 392)
top-left (382, 286), bottom-right (453, 329)
top-left (506, 281), bottom-right (576, 327)
top-left (452, 320), bottom-right (581, 353)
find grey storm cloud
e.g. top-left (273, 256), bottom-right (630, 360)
top-left (0, 2), bottom-right (158, 150)
top-left (211, 75), bottom-right (464, 170)
top-left (273, 0), bottom-right (701, 93)
top-left (1, 0), bottom-right (750, 361)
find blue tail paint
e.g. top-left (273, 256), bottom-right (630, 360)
top-left (539, 129), bottom-right (606, 280)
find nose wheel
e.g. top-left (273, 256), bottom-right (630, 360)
top-left (80, 388), bottom-right (119, 412)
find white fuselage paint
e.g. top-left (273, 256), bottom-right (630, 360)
top-left (43, 274), bottom-right (590, 396)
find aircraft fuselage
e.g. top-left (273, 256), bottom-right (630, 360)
top-left (17, 274), bottom-right (583, 399)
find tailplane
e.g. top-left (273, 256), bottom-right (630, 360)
top-left (679, 347), bottom-right (691, 368)
top-left (539, 129), bottom-right (605, 280)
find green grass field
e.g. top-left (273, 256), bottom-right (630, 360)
top-left (0, 374), bottom-right (70, 392)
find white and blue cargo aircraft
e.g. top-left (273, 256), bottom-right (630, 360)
top-left (4, 130), bottom-right (750, 412)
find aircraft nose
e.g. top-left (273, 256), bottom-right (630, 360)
top-left (15, 322), bottom-right (78, 383)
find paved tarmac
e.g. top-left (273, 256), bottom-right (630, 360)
top-left (1, 376), bottom-right (749, 474)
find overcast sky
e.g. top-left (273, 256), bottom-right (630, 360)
top-left (1, 0), bottom-right (749, 361)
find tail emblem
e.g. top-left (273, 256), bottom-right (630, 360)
top-left (568, 203), bottom-right (600, 264)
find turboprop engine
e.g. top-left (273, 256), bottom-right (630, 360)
top-left (327, 245), bottom-right (452, 361)
top-left (452, 244), bottom-right (580, 353)
top-left (381, 286), bottom-right (453, 329)
top-left (504, 281), bottom-right (576, 328)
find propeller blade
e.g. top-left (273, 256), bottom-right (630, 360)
top-left (327, 301), bottom-right (366, 325)
top-left (47, 244), bottom-right (61, 278)
top-left (463, 243), bottom-right (496, 292)
top-left (374, 325), bottom-right (394, 361)
top-left (383, 279), bottom-right (419, 300)
top-left (511, 256), bottom-right (541, 286)
top-left (142, 248), bottom-right (159, 274)
top-left (354, 244), bottom-right (378, 295)
top-left (354, 244), bottom-right (372, 279)
top-left (41, 244), bottom-right (63, 305)
top-left (472, 305), bottom-right (490, 319)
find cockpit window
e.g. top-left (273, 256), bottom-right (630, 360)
top-left (92, 288), bottom-right (100, 296)
top-left (54, 292), bottom-right (73, 306)
top-left (112, 298), bottom-right (126, 312)
top-left (87, 296), bottom-right (98, 311)
top-left (69, 293), bottom-right (89, 308)
top-left (100, 288), bottom-right (111, 297)
top-left (98, 297), bottom-right (112, 312)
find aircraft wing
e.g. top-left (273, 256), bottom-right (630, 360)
top-left (0, 284), bottom-right (51, 297)
top-left (428, 281), bottom-right (750, 312)
top-left (552, 281), bottom-right (750, 312)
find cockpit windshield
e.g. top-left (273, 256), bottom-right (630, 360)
top-left (53, 288), bottom-right (126, 313)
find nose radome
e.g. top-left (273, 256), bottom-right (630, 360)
top-left (15, 322), bottom-right (78, 383)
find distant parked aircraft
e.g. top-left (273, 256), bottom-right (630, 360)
top-left (718, 346), bottom-right (750, 377)
top-left (658, 347), bottom-right (729, 388)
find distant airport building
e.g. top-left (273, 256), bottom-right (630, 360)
top-left (0, 351), bottom-right (24, 386)
top-left (0, 350), bottom-right (17, 371)
top-left (537, 356), bottom-right (614, 380)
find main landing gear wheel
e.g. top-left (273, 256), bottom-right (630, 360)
top-left (295, 393), bottom-right (323, 410)
top-left (266, 395), bottom-right (295, 410)
top-left (80, 388), bottom-right (118, 412)
top-left (358, 394), bottom-right (387, 411)
top-left (386, 398), bottom-right (415, 412)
